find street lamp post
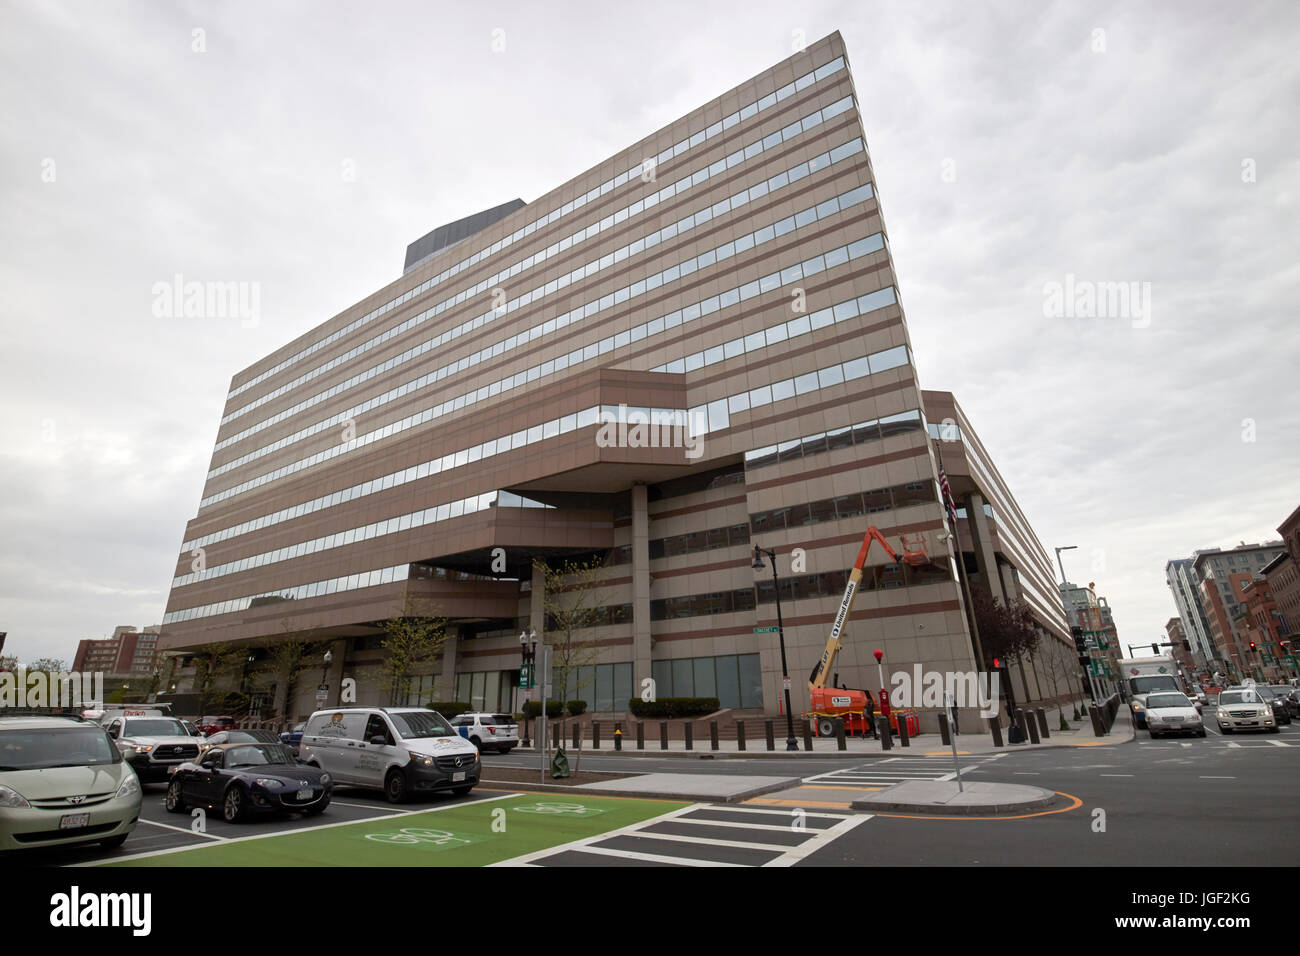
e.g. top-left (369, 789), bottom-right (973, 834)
top-left (1054, 545), bottom-right (1078, 585)
top-left (321, 649), bottom-right (333, 707)
top-left (519, 629), bottom-right (537, 747)
top-left (753, 545), bottom-right (799, 751)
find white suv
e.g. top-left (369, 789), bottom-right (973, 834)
top-left (298, 707), bottom-right (480, 803)
top-left (448, 713), bottom-right (518, 754)
top-left (1215, 688), bottom-right (1277, 734)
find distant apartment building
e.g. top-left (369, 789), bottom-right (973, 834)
top-left (1166, 558), bottom-right (1217, 666)
top-left (1058, 581), bottom-right (1120, 690)
top-left (71, 625), bottom-right (162, 678)
top-left (1189, 542), bottom-right (1285, 680)
top-left (1166, 617), bottom-right (1198, 679)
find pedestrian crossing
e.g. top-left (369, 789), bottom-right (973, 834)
top-left (491, 803), bottom-right (869, 867)
top-left (799, 753), bottom-right (1006, 789)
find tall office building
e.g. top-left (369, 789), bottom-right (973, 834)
top-left (161, 33), bottom-right (984, 721)
top-left (1166, 558), bottom-right (1216, 667)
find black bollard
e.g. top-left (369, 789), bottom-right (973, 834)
top-left (710, 721), bottom-right (719, 751)
top-left (938, 713), bottom-right (951, 746)
top-left (684, 722), bottom-right (693, 750)
top-left (988, 715), bottom-right (1004, 748)
top-left (636, 721), bottom-right (644, 750)
top-left (1026, 712), bottom-right (1040, 744)
top-left (737, 720), bottom-right (746, 751)
top-left (897, 714), bottom-right (910, 748)
top-left (802, 719), bottom-right (813, 751)
top-left (835, 718), bottom-right (847, 751)
top-left (660, 721), bottom-right (668, 750)
top-left (765, 719), bottom-right (775, 751)
top-left (592, 721), bottom-right (601, 749)
top-left (614, 725), bottom-right (622, 751)
top-left (1036, 708), bottom-right (1050, 739)
top-left (572, 723), bottom-right (580, 748)
top-left (878, 715), bottom-right (893, 750)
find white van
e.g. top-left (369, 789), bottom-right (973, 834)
top-left (298, 707), bottom-right (480, 803)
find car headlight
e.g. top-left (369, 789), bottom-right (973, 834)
top-left (0, 785), bottom-right (31, 809)
top-left (253, 778), bottom-right (284, 789)
top-left (132, 745), bottom-right (153, 754)
top-left (116, 773), bottom-right (141, 798)
top-left (407, 752), bottom-right (433, 767)
top-left (1217, 709), bottom-right (1229, 719)
top-left (1132, 702), bottom-right (1144, 712)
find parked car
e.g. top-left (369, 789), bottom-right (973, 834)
top-left (0, 716), bottom-right (142, 852)
top-left (196, 716), bottom-right (237, 736)
top-left (1254, 685), bottom-right (1292, 725)
top-left (1143, 692), bottom-right (1206, 738)
top-left (298, 706), bottom-right (479, 803)
top-left (279, 722), bottom-right (307, 755)
top-left (166, 742), bottom-right (331, 823)
top-left (1214, 688), bottom-right (1277, 733)
top-left (198, 729), bottom-right (282, 756)
top-left (104, 715), bottom-right (205, 783)
top-left (448, 712), bottom-right (518, 754)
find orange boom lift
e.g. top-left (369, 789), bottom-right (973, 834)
top-left (805, 526), bottom-right (927, 736)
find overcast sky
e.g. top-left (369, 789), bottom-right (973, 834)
top-left (2, 0), bottom-right (1297, 666)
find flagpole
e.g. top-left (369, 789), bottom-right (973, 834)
top-left (937, 449), bottom-right (986, 676)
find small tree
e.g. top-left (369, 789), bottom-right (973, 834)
top-left (380, 596), bottom-right (447, 706)
top-left (534, 556), bottom-right (611, 708)
top-left (27, 657), bottom-right (67, 675)
top-left (0, 655), bottom-right (18, 672)
top-left (267, 619), bottom-right (329, 721)
top-left (194, 643), bottom-right (247, 715)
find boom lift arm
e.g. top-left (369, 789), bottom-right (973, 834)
top-left (808, 526), bottom-right (901, 691)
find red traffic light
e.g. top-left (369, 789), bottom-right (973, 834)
top-left (993, 658), bottom-right (1001, 669)
top-left (1249, 642), bottom-right (1257, 651)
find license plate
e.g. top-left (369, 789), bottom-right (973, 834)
top-left (452, 771), bottom-right (466, 782)
top-left (296, 789), bottom-right (312, 800)
top-left (60, 813), bottom-right (90, 830)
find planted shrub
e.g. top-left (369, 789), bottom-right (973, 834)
top-left (523, 700), bottom-right (564, 718)
top-left (628, 697), bottom-right (721, 719)
top-left (426, 701), bottom-right (472, 718)
top-left (566, 700), bottom-right (587, 716)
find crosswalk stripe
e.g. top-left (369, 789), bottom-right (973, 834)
top-left (564, 845), bottom-right (742, 867)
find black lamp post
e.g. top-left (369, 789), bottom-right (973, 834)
top-left (519, 628), bottom-right (537, 747)
top-left (753, 544), bottom-right (799, 751)
top-left (321, 649), bottom-right (333, 707)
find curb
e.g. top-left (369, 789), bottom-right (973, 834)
top-left (850, 786), bottom-right (1059, 816)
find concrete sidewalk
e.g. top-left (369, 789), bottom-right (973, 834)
top-left (849, 779), bottom-right (1059, 815)
top-left (519, 706), bottom-right (1134, 759)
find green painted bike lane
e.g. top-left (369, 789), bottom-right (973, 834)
top-left (107, 794), bottom-right (688, 867)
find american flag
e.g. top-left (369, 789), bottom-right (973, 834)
top-left (937, 461), bottom-right (958, 529)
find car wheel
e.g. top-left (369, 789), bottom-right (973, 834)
top-left (99, 834), bottom-right (129, 849)
top-left (222, 786), bottom-right (245, 823)
top-left (304, 796), bottom-right (330, 816)
top-left (817, 718), bottom-right (836, 737)
top-left (470, 736), bottom-right (482, 751)
top-left (1269, 726), bottom-right (1281, 734)
top-left (1148, 730), bottom-right (1159, 739)
top-left (384, 769), bottom-right (408, 804)
top-left (452, 785), bottom-right (473, 796)
top-left (1221, 726), bottom-right (1232, 734)
top-left (165, 778), bottom-right (187, 813)
top-left (500, 746), bottom-right (514, 755)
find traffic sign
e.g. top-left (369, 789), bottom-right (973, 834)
top-left (754, 626), bottom-right (779, 633)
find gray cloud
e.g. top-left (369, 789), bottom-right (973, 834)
top-left (1, 0), bottom-right (1296, 662)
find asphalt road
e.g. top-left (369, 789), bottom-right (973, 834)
top-left (798, 721), bottom-right (1300, 866)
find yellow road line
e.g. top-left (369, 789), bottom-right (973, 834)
top-left (873, 790), bottom-right (1084, 821)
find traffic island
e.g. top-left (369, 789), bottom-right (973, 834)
top-left (849, 779), bottom-right (1058, 815)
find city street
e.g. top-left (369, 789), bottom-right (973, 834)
top-left (20, 722), bottom-right (1294, 868)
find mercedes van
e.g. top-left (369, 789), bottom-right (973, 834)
top-left (298, 707), bottom-right (479, 803)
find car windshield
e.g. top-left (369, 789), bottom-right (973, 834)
top-left (389, 711), bottom-right (456, 739)
top-left (0, 726), bottom-right (120, 770)
top-left (226, 744), bottom-right (294, 767)
top-left (1147, 694), bottom-right (1191, 709)
top-left (124, 718), bottom-right (189, 737)
top-left (1254, 687), bottom-right (1276, 700)
top-left (1130, 676), bottom-right (1179, 694)
top-left (1219, 691), bottom-right (1258, 704)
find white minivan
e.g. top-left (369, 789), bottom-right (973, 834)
top-left (298, 707), bottom-right (480, 803)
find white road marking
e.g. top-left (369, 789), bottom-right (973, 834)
top-left (1268, 739), bottom-right (1290, 747)
top-left (329, 800), bottom-right (420, 812)
top-left (1199, 776), bottom-right (1236, 779)
top-left (764, 813), bottom-right (872, 867)
top-left (565, 844), bottom-right (741, 867)
top-left (490, 804), bottom-right (701, 867)
top-left (136, 818), bottom-right (226, 840)
top-left (1099, 774), bottom-right (1133, 777)
top-left (1226, 742), bottom-right (1242, 748)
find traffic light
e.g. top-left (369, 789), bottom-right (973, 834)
top-left (1071, 626), bottom-right (1086, 653)
top-left (1249, 642), bottom-right (1257, 653)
